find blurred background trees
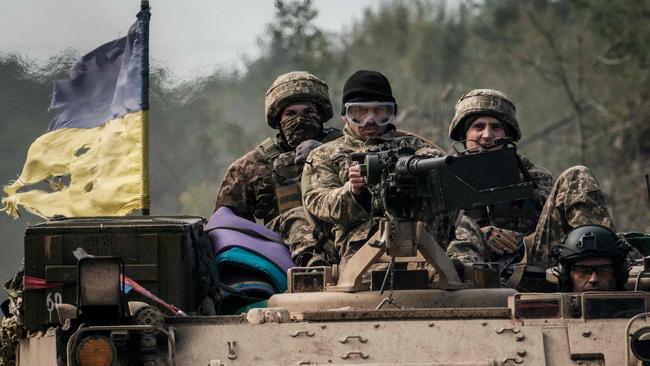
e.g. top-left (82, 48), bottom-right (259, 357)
top-left (1, 0), bottom-right (648, 282)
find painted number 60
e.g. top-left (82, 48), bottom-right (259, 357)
top-left (46, 292), bottom-right (63, 322)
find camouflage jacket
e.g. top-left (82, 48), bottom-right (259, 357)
top-left (302, 125), bottom-right (455, 260)
top-left (214, 128), bottom-right (341, 224)
top-left (449, 163), bottom-right (644, 277)
top-left (1, 265), bottom-right (24, 366)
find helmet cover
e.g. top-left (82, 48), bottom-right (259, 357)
top-left (265, 71), bottom-right (333, 129)
top-left (449, 89), bottom-right (521, 141)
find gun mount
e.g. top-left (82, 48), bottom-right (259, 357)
top-left (330, 142), bottom-right (534, 292)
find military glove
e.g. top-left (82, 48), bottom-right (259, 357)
top-left (480, 226), bottom-right (523, 256)
top-left (294, 139), bottom-right (323, 164)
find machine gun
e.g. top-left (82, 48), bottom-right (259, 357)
top-left (357, 139), bottom-right (533, 220)
top-left (329, 138), bottom-right (534, 292)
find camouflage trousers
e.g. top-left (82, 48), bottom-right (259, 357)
top-left (0, 266), bottom-right (24, 366)
top-left (266, 206), bottom-right (327, 266)
top-left (528, 165), bottom-right (615, 268)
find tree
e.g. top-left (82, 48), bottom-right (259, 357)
top-left (249, 0), bottom-right (332, 78)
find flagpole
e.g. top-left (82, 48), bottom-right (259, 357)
top-left (138, 0), bottom-right (151, 216)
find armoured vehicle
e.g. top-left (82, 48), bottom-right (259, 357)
top-left (8, 146), bottom-right (650, 365)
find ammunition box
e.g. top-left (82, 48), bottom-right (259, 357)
top-left (24, 216), bottom-right (208, 330)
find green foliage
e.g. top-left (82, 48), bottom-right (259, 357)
top-left (248, 0), bottom-right (333, 79)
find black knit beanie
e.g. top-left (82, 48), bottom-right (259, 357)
top-left (341, 70), bottom-right (397, 115)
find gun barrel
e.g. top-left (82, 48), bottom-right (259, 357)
top-left (396, 155), bottom-right (454, 175)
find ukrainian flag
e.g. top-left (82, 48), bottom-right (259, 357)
top-left (2, 6), bottom-right (151, 218)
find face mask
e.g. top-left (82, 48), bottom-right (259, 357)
top-left (280, 114), bottom-right (322, 148)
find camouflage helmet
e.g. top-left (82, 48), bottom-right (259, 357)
top-left (449, 89), bottom-right (521, 142)
top-left (264, 71), bottom-right (333, 129)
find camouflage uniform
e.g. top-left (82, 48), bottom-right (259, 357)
top-left (445, 89), bottom-right (637, 268)
top-left (447, 165), bottom-right (618, 267)
top-left (214, 72), bottom-right (341, 265)
top-left (214, 132), bottom-right (339, 224)
top-left (214, 146), bottom-right (276, 223)
top-left (214, 130), bottom-right (341, 263)
top-left (529, 165), bottom-right (620, 268)
top-left (0, 266), bottom-right (24, 366)
top-left (302, 125), bottom-right (455, 265)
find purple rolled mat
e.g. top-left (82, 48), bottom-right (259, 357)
top-left (205, 207), bottom-right (294, 273)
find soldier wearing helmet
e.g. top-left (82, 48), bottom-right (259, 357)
top-left (214, 71), bottom-right (342, 265)
top-left (550, 225), bottom-right (631, 292)
top-left (446, 89), bottom-right (640, 285)
top-left (302, 70), bottom-right (455, 266)
top-left (449, 89), bottom-right (521, 146)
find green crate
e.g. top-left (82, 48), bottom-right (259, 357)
top-left (24, 216), bottom-right (207, 330)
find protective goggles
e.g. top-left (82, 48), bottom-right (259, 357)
top-left (571, 264), bottom-right (614, 277)
top-left (344, 102), bottom-right (395, 126)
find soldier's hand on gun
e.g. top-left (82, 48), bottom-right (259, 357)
top-left (348, 163), bottom-right (366, 195)
top-left (294, 140), bottom-right (323, 164)
top-left (480, 226), bottom-right (523, 256)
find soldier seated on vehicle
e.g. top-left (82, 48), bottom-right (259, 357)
top-left (550, 224), bottom-right (632, 292)
top-left (302, 70), bottom-right (456, 269)
top-left (445, 89), bottom-right (641, 287)
top-left (214, 71), bottom-right (342, 266)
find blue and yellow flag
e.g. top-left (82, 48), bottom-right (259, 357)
top-left (2, 7), bottom-right (151, 218)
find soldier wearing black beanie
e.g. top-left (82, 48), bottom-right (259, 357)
top-left (340, 70), bottom-right (397, 115)
top-left (302, 70), bottom-right (452, 267)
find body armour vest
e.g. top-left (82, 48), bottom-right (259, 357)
top-left (255, 127), bottom-right (342, 214)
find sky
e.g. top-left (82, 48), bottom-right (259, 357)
top-left (0, 0), bottom-right (380, 80)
